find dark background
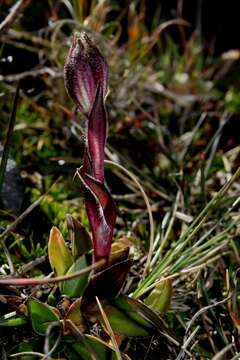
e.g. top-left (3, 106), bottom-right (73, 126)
top-left (1, 0), bottom-right (239, 54)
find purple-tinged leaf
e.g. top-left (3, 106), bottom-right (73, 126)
top-left (90, 259), bottom-right (133, 298)
top-left (86, 84), bottom-right (106, 183)
top-left (78, 170), bottom-right (116, 262)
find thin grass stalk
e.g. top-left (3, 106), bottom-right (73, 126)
top-left (181, 167), bottom-right (240, 239)
top-left (0, 81), bottom-right (20, 194)
top-left (10, 352), bottom-right (47, 358)
top-left (95, 296), bottom-right (122, 360)
top-left (171, 232), bottom-right (229, 272)
top-left (105, 159), bottom-right (154, 276)
top-left (159, 190), bottom-right (180, 255)
top-left (230, 352), bottom-right (240, 360)
top-left (43, 322), bottom-right (61, 358)
top-left (170, 218), bottom-right (237, 272)
top-left (176, 325), bottom-right (200, 360)
top-left (65, 320), bottom-right (97, 360)
top-left (211, 345), bottom-right (235, 360)
top-left (141, 253), bottom-right (224, 297)
top-left (0, 177), bottom-right (62, 243)
top-left (174, 242), bottom-right (228, 271)
top-left (133, 167), bottom-right (240, 298)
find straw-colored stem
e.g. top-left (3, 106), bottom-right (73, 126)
top-left (105, 160), bottom-right (154, 277)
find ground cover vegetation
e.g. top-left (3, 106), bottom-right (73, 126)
top-left (0, 1), bottom-right (240, 359)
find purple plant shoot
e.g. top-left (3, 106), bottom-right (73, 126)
top-left (64, 32), bottom-right (116, 263)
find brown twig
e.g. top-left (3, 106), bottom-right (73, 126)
top-left (0, 195), bottom-right (45, 242)
top-left (0, 259), bottom-right (105, 287)
top-left (0, 67), bottom-right (61, 82)
top-left (0, 0), bottom-right (31, 33)
top-left (0, 177), bottom-right (62, 243)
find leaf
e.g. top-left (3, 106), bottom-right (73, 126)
top-left (102, 295), bottom-right (156, 337)
top-left (78, 170), bottom-right (116, 262)
top-left (0, 317), bottom-right (27, 327)
top-left (82, 295), bottom-right (155, 337)
top-left (66, 298), bottom-right (86, 332)
top-left (109, 242), bottom-right (130, 265)
top-left (98, 295), bottom-right (169, 337)
top-left (66, 214), bottom-right (92, 260)
top-left (60, 255), bottom-right (90, 298)
top-left (123, 295), bottom-right (166, 331)
top-left (48, 226), bottom-right (73, 276)
top-left (100, 304), bottom-right (150, 337)
top-left (17, 340), bottom-right (36, 360)
top-left (144, 279), bottom-right (172, 313)
top-left (90, 258), bottom-right (133, 298)
top-left (28, 298), bottom-right (60, 336)
top-left (65, 334), bottom-right (130, 360)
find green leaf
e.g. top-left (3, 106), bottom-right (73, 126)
top-left (48, 226), bottom-right (73, 276)
top-left (67, 215), bottom-right (92, 260)
top-left (65, 334), bottom-right (129, 360)
top-left (81, 294), bottom-right (157, 337)
top-left (99, 294), bottom-right (165, 337)
top-left (144, 279), bottom-right (172, 313)
top-left (123, 295), bottom-right (166, 330)
top-left (17, 340), bottom-right (36, 360)
top-left (0, 317), bottom-right (27, 327)
top-left (100, 304), bottom-right (150, 337)
top-left (114, 295), bottom-right (154, 329)
top-left (28, 298), bottom-right (60, 335)
top-left (60, 255), bottom-right (90, 298)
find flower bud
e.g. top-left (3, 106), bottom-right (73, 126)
top-left (64, 32), bottom-right (108, 114)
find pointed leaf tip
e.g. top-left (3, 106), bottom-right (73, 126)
top-left (48, 226), bottom-right (73, 276)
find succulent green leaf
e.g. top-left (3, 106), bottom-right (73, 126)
top-left (60, 255), bottom-right (90, 298)
top-left (17, 340), bottom-right (36, 360)
top-left (113, 295), bottom-right (154, 329)
top-left (65, 334), bottom-right (129, 360)
top-left (48, 226), bottom-right (73, 276)
top-left (99, 294), bottom-right (159, 337)
top-left (28, 298), bottom-right (60, 335)
top-left (144, 279), bottom-right (172, 313)
top-left (66, 214), bottom-right (92, 260)
top-left (97, 294), bottom-right (167, 337)
top-left (0, 317), bottom-right (27, 327)
top-left (124, 295), bottom-right (167, 331)
top-left (81, 294), bottom-right (159, 337)
top-left (100, 304), bottom-right (150, 337)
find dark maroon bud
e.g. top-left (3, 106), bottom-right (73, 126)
top-left (64, 32), bottom-right (108, 115)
